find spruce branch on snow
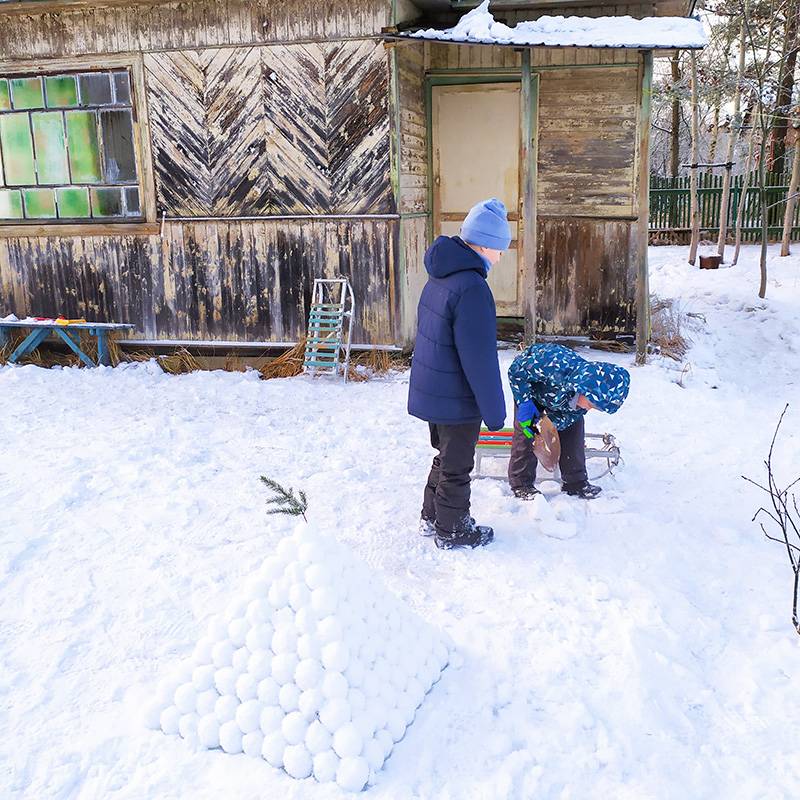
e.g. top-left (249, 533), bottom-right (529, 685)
top-left (743, 404), bottom-right (800, 635)
top-left (260, 476), bottom-right (308, 522)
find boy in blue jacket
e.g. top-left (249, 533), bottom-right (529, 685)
top-left (408, 198), bottom-right (510, 549)
top-left (508, 344), bottom-right (630, 499)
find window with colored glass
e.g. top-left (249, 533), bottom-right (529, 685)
top-left (0, 69), bottom-right (142, 223)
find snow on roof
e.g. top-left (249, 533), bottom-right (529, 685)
top-left (402, 0), bottom-right (707, 50)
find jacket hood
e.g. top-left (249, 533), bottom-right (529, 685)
top-left (425, 236), bottom-right (487, 279)
top-left (572, 362), bottom-right (630, 414)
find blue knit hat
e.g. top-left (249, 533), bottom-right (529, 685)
top-left (460, 198), bottom-right (512, 250)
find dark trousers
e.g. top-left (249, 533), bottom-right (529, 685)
top-left (508, 405), bottom-right (588, 489)
top-left (422, 421), bottom-right (481, 533)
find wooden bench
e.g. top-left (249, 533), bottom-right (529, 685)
top-left (0, 318), bottom-right (134, 367)
top-left (474, 427), bottom-right (621, 481)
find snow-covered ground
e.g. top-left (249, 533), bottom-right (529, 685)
top-left (1, 245), bottom-right (799, 799)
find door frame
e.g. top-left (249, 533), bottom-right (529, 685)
top-left (424, 56), bottom-right (538, 332)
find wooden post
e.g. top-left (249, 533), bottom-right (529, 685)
top-left (688, 51), bottom-right (701, 266)
top-left (781, 127), bottom-right (800, 255)
top-left (636, 50), bottom-right (653, 366)
top-left (520, 49), bottom-right (538, 344)
top-left (733, 110), bottom-right (757, 265)
top-left (718, 13), bottom-right (747, 260)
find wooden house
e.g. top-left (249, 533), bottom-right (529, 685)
top-left (0, 0), bottom-right (703, 354)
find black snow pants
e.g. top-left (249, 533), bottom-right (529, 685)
top-left (422, 421), bottom-right (482, 533)
top-left (508, 405), bottom-right (588, 489)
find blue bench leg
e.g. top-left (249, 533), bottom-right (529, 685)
top-left (9, 327), bottom-right (51, 363)
top-left (0, 328), bottom-right (8, 348)
top-left (96, 331), bottom-right (109, 366)
top-left (53, 327), bottom-right (95, 368)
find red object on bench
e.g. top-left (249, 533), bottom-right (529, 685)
top-left (476, 429), bottom-right (515, 448)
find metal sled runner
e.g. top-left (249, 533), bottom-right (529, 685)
top-left (302, 278), bottom-right (355, 381)
top-left (473, 428), bottom-right (622, 483)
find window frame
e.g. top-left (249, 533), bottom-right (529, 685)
top-left (0, 53), bottom-right (158, 238)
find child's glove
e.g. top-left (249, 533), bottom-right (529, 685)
top-left (517, 401), bottom-right (541, 440)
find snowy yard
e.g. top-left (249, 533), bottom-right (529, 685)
top-left (2, 245), bottom-right (799, 799)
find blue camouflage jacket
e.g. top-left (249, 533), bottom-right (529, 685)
top-left (508, 343), bottom-right (630, 431)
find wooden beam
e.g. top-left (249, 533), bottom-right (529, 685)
top-left (0, 0), bottom-right (172, 17)
top-left (521, 49), bottom-right (537, 343)
top-left (635, 50), bottom-right (653, 366)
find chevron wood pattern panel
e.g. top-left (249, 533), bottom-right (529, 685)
top-left (144, 48), bottom-right (270, 217)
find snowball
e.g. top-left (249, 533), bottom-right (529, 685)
top-left (363, 736), bottom-right (385, 770)
top-left (294, 606), bottom-right (317, 634)
top-left (196, 689), bottom-right (218, 717)
top-left (289, 583), bottom-right (312, 612)
top-left (214, 667), bottom-right (237, 696)
top-left (311, 587), bottom-right (338, 617)
top-left (230, 647), bottom-right (249, 674)
top-left (283, 744), bottom-right (313, 779)
top-left (257, 677), bottom-right (280, 705)
top-left (298, 688), bottom-right (324, 720)
top-left (281, 710), bottom-right (309, 745)
top-left (228, 618), bottom-right (249, 648)
top-left (348, 688), bottom-right (366, 715)
top-left (344, 659), bottom-right (365, 689)
top-left (272, 627), bottom-right (298, 655)
top-left (219, 720), bottom-right (243, 754)
top-left (295, 659), bottom-right (324, 691)
top-left (246, 598), bottom-right (271, 625)
top-left (321, 642), bottom-right (349, 673)
top-left (321, 671), bottom-right (348, 700)
top-left (268, 579), bottom-right (290, 609)
top-left (258, 556), bottom-right (284, 582)
top-left (362, 672), bottom-right (381, 698)
top-left (284, 561), bottom-right (306, 584)
top-left (297, 633), bottom-right (321, 660)
top-left (305, 720), bottom-right (332, 755)
top-left (198, 714), bottom-right (220, 748)
top-left (259, 705), bottom-right (284, 735)
top-left (248, 651), bottom-right (273, 681)
top-left (207, 615), bottom-right (229, 641)
top-left (279, 682), bottom-right (301, 713)
top-left (272, 653), bottom-right (299, 685)
top-left (143, 698), bottom-right (164, 730)
top-left (352, 711), bottom-right (377, 741)
top-left (173, 683), bottom-right (197, 714)
top-left (359, 640), bottom-right (377, 666)
top-left (246, 623), bottom-right (274, 652)
top-left (192, 665), bottom-right (215, 692)
top-left (211, 640), bottom-right (235, 668)
top-left (386, 709), bottom-right (406, 743)
top-left (312, 749), bottom-right (340, 783)
top-left (159, 705), bottom-right (181, 735)
top-left (336, 756), bottom-right (369, 792)
top-left (242, 730), bottom-right (264, 758)
top-left (297, 540), bottom-right (319, 565)
top-left (276, 536), bottom-right (298, 561)
top-left (319, 698), bottom-right (351, 733)
top-left (375, 728), bottom-right (393, 758)
top-left (304, 564), bottom-right (329, 590)
top-left (232, 699), bottom-right (261, 734)
top-left (192, 636), bottom-right (214, 664)
top-left (333, 723), bottom-right (363, 759)
top-left (273, 606), bottom-right (295, 630)
top-left (235, 673), bottom-right (257, 702)
top-left (225, 596), bottom-right (249, 621)
top-left (214, 695), bottom-right (240, 724)
top-left (317, 615), bottom-right (343, 644)
top-left (179, 713), bottom-right (199, 742)
top-left (262, 731), bottom-right (287, 767)
top-left (245, 576), bottom-right (270, 601)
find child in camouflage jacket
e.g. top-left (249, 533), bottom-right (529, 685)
top-left (507, 343), bottom-right (630, 499)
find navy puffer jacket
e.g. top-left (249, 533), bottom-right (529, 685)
top-left (408, 236), bottom-right (506, 430)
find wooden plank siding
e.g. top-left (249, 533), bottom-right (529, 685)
top-left (395, 42), bottom-right (428, 214)
top-left (0, 0), bottom-right (393, 60)
top-left (0, 220), bottom-right (398, 344)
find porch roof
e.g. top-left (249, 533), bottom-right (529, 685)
top-left (394, 0), bottom-right (706, 49)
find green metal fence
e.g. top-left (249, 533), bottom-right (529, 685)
top-left (649, 172), bottom-right (800, 242)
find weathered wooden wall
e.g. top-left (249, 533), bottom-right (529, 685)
top-left (0, 220), bottom-right (398, 343)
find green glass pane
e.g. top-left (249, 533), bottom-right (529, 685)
top-left (91, 187), bottom-right (123, 217)
top-left (0, 80), bottom-right (10, 111)
top-left (101, 109), bottom-right (136, 182)
top-left (66, 110), bottom-right (101, 183)
top-left (45, 75), bottom-right (78, 108)
top-left (113, 71), bottom-right (131, 104)
top-left (0, 114), bottom-right (36, 185)
top-left (0, 189), bottom-right (23, 219)
top-left (124, 186), bottom-right (140, 216)
top-left (56, 187), bottom-right (90, 218)
top-left (10, 77), bottom-right (44, 110)
top-left (32, 112), bottom-right (68, 184)
top-left (23, 188), bottom-right (56, 218)
top-left (79, 73), bottom-right (112, 106)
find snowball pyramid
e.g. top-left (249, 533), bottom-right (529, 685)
top-left (146, 522), bottom-right (454, 792)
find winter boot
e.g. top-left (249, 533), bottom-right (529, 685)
top-left (563, 481), bottom-right (602, 500)
top-left (434, 517), bottom-right (494, 550)
top-left (419, 515), bottom-right (436, 537)
top-left (512, 486), bottom-right (541, 501)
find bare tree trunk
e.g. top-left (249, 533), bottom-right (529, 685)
top-left (733, 114), bottom-right (757, 266)
top-left (770, 1), bottom-right (799, 175)
top-left (689, 52), bottom-right (701, 265)
top-left (718, 14), bottom-right (748, 260)
top-left (759, 130), bottom-right (769, 298)
top-left (670, 54), bottom-right (681, 178)
top-left (707, 102), bottom-right (721, 174)
top-left (781, 137), bottom-right (800, 254)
